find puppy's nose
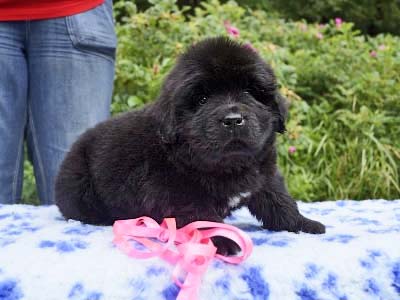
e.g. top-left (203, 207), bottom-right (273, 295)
top-left (222, 113), bottom-right (245, 128)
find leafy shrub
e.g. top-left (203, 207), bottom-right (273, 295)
top-left (22, 0), bottom-right (400, 202)
top-left (112, 0), bottom-right (400, 201)
top-left (116, 0), bottom-right (400, 36)
top-left (236, 0), bottom-right (400, 36)
top-left (22, 158), bottom-right (39, 205)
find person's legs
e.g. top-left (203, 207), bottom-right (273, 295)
top-left (27, 0), bottom-right (116, 205)
top-left (0, 22), bottom-right (28, 204)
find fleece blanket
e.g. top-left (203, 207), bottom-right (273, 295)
top-left (0, 200), bottom-right (399, 300)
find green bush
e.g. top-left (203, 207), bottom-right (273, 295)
top-left (21, 158), bottom-right (39, 205)
top-left (116, 0), bottom-right (400, 36)
top-left (236, 0), bottom-right (400, 36)
top-left (112, 0), bottom-right (400, 201)
top-left (22, 0), bottom-right (400, 202)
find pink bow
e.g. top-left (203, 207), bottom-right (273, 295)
top-left (113, 217), bottom-right (253, 300)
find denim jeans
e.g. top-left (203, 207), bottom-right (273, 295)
top-left (0, 0), bottom-right (116, 205)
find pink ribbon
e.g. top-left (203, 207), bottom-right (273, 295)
top-left (113, 217), bottom-right (253, 300)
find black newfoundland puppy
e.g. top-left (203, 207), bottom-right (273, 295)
top-left (56, 37), bottom-right (325, 254)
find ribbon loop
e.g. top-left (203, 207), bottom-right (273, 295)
top-left (113, 217), bottom-right (253, 300)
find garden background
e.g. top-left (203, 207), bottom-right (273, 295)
top-left (23, 0), bottom-right (400, 203)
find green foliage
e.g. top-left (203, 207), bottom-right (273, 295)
top-left (22, 0), bottom-right (400, 203)
top-left (112, 0), bottom-right (400, 201)
top-left (21, 152), bottom-right (39, 205)
top-left (242, 0), bottom-right (400, 36)
top-left (117, 0), bottom-right (400, 36)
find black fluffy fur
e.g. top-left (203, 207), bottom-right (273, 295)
top-left (55, 37), bottom-right (325, 255)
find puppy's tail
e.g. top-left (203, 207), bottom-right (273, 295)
top-left (55, 133), bottom-right (109, 225)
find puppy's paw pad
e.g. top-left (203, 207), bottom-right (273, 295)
top-left (211, 236), bottom-right (240, 256)
top-left (299, 218), bottom-right (326, 234)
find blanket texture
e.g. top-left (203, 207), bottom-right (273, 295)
top-left (0, 200), bottom-right (399, 300)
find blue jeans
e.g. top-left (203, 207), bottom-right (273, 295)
top-left (0, 0), bottom-right (116, 205)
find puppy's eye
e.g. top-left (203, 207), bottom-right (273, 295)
top-left (243, 91), bottom-right (250, 95)
top-left (198, 96), bottom-right (208, 105)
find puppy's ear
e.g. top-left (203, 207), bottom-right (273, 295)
top-left (156, 96), bottom-right (177, 144)
top-left (155, 73), bottom-right (179, 144)
top-left (273, 93), bottom-right (288, 134)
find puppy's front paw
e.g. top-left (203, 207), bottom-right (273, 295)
top-left (211, 236), bottom-right (240, 256)
top-left (298, 217), bottom-right (326, 234)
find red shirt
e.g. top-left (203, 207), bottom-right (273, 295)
top-left (0, 0), bottom-right (105, 21)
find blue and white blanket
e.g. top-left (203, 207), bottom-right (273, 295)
top-left (0, 200), bottom-right (399, 300)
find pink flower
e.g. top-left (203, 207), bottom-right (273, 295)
top-left (288, 146), bottom-right (297, 154)
top-left (316, 32), bottom-right (324, 40)
top-left (299, 23), bottom-right (307, 32)
top-left (318, 24), bottom-right (326, 30)
top-left (224, 21), bottom-right (240, 38)
top-left (370, 50), bottom-right (377, 57)
top-left (378, 44), bottom-right (386, 51)
top-left (335, 18), bottom-right (343, 28)
top-left (244, 42), bottom-right (257, 52)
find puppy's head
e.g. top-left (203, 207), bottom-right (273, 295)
top-left (156, 37), bottom-right (287, 171)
